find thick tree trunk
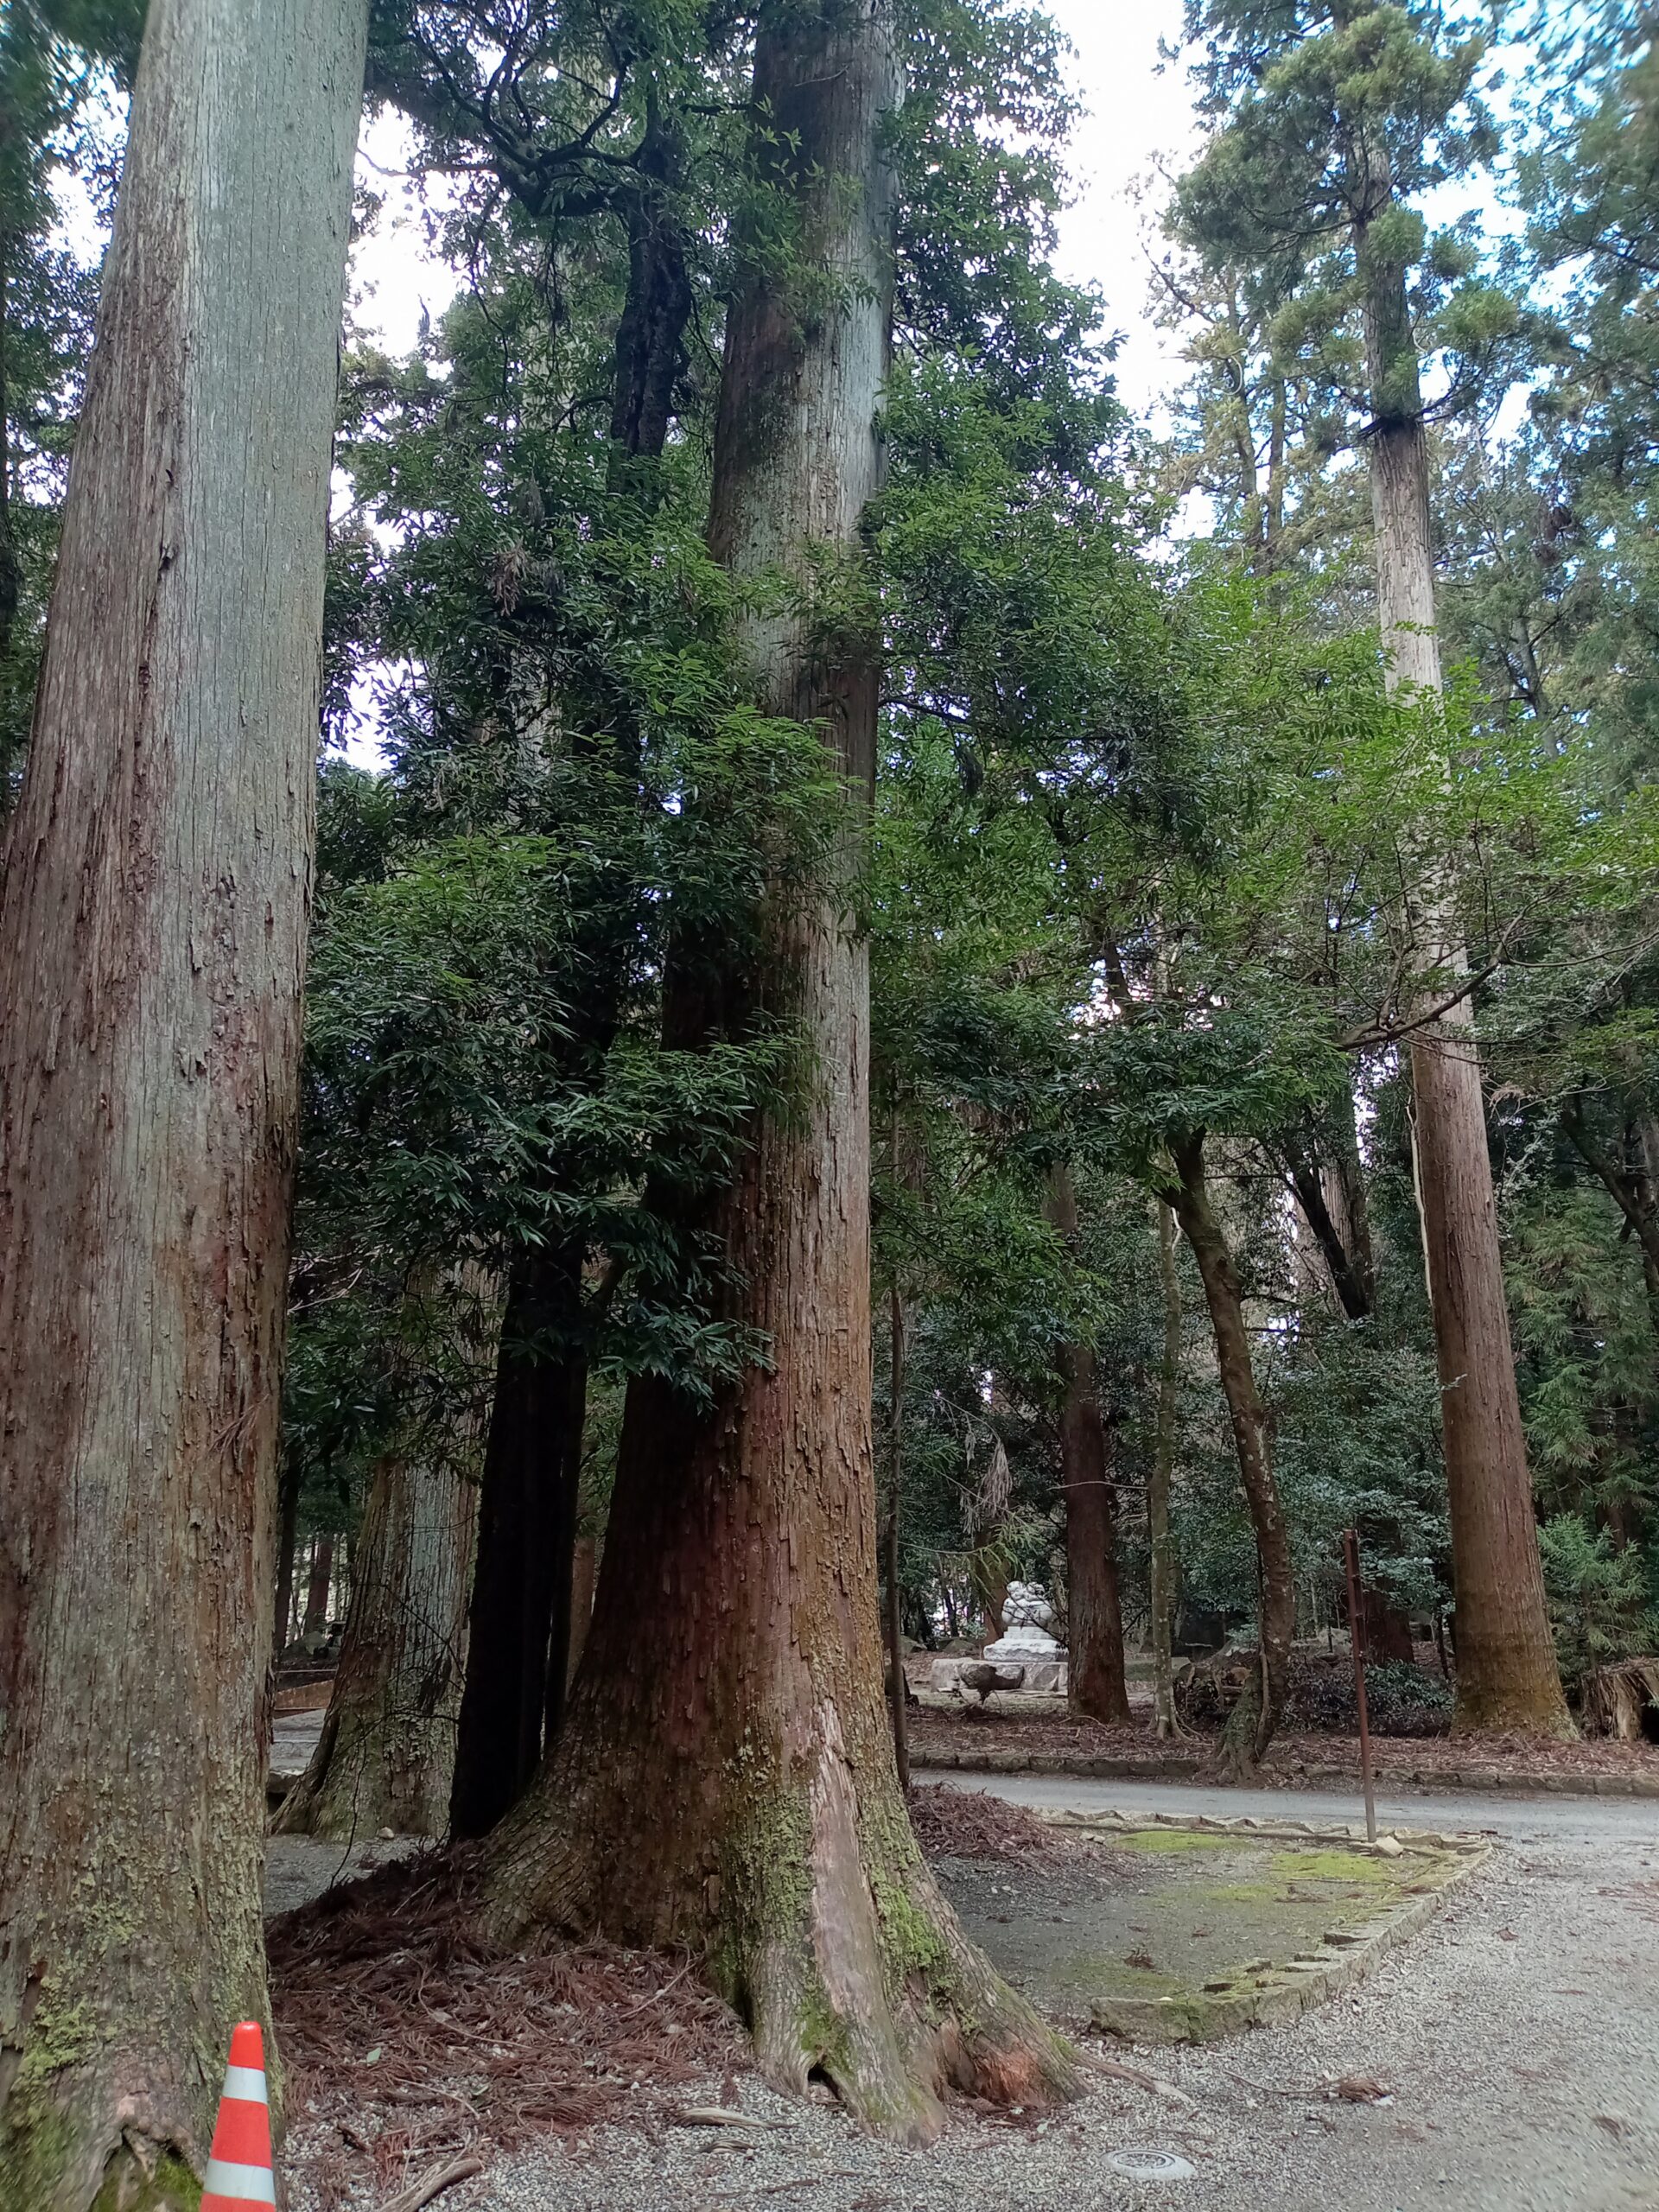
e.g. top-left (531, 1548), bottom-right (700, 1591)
top-left (449, 1243), bottom-right (585, 1839)
top-left (1150, 1198), bottom-right (1183, 1739)
top-left (1167, 1136), bottom-right (1294, 1771)
top-left (472, 1), bottom-right (1078, 2139)
top-left (1046, 1168), bottom-right (1130, 1724)
top-left (1357, 198), bottom-right (1570, 1739)
top-left (274, 1445), bottom-right (478, 1840)
top-left (0, 3), bottom-right (366, 2202)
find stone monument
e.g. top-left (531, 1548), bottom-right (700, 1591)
top-left (979, 1580), bottom-right (1068, 1696)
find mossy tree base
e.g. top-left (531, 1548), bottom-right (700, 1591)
top-left (478, 1681), bottom-right (1081, 2142)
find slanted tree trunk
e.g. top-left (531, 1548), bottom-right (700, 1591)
top-left (450, 1242), bottom-right (585, 1839)
top-left (1150, 1198), bottom-right (1183, 1740)
top-left (1046, 1166), bottom-right (1130, 1724)
top-left (0, 3), bottom-right (367, 2201)
top-left (1167, 1135), bottom-right (1294, 1772)
top-left (275, 1443), bottom-right (478, 1840)
top-left (472, 0), bottom-right (1079, 2139)
top-left (566, 1535), bottom-right (598, 1687)
top-left (1353, 151), bottom-right (1569, 1738)
top-left (1562, 1099), bottom-right (1659, 1347)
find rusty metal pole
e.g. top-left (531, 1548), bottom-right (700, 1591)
top-left (1343, 1528), bottom-right (1378, 1843)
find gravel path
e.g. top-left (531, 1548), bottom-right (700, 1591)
top-left (276, 1777), bottom-right (1659, 2212)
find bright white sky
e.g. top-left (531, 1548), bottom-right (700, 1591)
top-left (350, 2), bottom-right (1199, 417)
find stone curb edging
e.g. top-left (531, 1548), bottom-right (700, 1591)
top-left (918, 1747), bottom-right (1659, 1800)
top-left (1037, 1806), bottom-right (1491, 2046)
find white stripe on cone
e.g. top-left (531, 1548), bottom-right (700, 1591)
top-left (202, 2158), bottom-right (277, 2206)
top-left (219, 2065), bottom-right (269, 2105)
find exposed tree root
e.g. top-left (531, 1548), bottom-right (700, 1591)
top-left (474, 1707), bottom-right (1084, 2146)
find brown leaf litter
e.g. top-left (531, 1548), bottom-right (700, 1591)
top-left (269, 1847), bottom-right (745, 2209)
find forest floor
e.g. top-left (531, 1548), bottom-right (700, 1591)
top-left (907, 1699), bottom-right (1659, 1797)
top-left (266, 1775), bottom-right (1659, 2212)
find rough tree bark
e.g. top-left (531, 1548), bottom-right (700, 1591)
top-left (0, 3), bottom-right (367, 2202)
top-left (1167, 1135), bottom-right (1294, 1771)
top-left (275, 1443), bottom-right (478, 1841)
top-left (449, 1244), bottom-right (585, 1839)
top-left (471, 0), bottom-right (1079, 2139)
top-left (1355, 160), bottom-right (1570, 1737)
top-left (1046, 1166), bottom-right (1130, 1724)
top-left (1150, 1198), bottom-right (1183, 1739)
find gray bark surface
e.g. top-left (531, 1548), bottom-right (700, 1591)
top-left (0, 3), bottom-right (367, 2202)
top-left (274, 1445), bottom-right (477, 1842)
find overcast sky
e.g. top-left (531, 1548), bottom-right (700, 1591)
top-left (351, 2), bottom-right (1200, 416)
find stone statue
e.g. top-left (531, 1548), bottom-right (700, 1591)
top-left (983, 1581), bottom-right (1063, 1659)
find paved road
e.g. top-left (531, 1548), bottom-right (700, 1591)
top-left (914, 1765), bottom-right (1659, 1846)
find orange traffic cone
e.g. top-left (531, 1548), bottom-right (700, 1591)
top-left (200, 2021), bottom-right (276, 2210)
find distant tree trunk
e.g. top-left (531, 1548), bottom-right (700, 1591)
top-left (449, 1242), bottom-right (585, 1839)
top-left (886, 1281), bottom-right (912, 1789)
top-left (1167, 1135), bottom-right (1294, 1771)
top-left (471, 0), bottom-right (1079, 2139)
top-left (274, 1459), bottom-right (303, 1656)
top-left (0, 2), bottom-right (367, 2202)
top-left (274, 1443), bottom-right (478, 1840)
top-left (607, 93), bottom-right (691, 477)
top-left (977, 1563), bottom-right (1009, 1643)
top-left (303, 1531), bottom-right (337, 1642)
top-left (1046, 1166), bottom-right (1130, 1724)
top-left (1150, 1198), bottom-right (1183, 1740)
top-left (1357, 1585), bottom-right (1414, 1666)
top-left (1355, 164), bottom-right (1570, 1740)
top-left (1562, 1100), bottom-right (1659, 1348)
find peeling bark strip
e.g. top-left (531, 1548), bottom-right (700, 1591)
top-left (0, 3), bottom-right (369, 2205)
top-left (474, 0), bottom-right (1079, 2140)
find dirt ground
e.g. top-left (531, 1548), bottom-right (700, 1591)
top-left (268, 1776), bottom-right (1659, 2212)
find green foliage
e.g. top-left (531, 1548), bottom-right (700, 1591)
top-left (1538, 1514), bottom-right (1659, 1687)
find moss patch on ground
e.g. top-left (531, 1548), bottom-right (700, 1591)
top-left (932, 1816), bottom-right (1483, 2046)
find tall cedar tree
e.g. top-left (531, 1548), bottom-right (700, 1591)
top-left (1176, 0), bottom-right (1570, 1734)
top-left (0, 2), bottom-right (368, 2202)
top-left (472, 0), bottom-right (1081, 2135)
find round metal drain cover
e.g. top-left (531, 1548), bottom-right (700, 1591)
top-left (1108, 2149), bottom-right (1198, 2183)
